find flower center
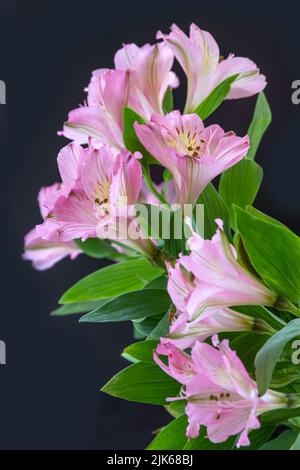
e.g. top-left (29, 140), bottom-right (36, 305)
top-left (94, 179), bottom-right (110, 206)
top-left (167, 127), bottom-right (206, 159)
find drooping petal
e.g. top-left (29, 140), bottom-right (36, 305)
top-left (23, 228), bottom-right (81, 271)
top-left (168, 307), bottom-right (254, 349)
top-left (37, 183), bottom-right (62, 218)
top-left (214, 55), bottom-right (266, 100)
top-left (59, 106), bottom-right (123, 150)
top-left (158, 22), bottom-right (266, 112)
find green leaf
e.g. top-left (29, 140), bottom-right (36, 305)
top-left (147, 415), bottom-right (275, 450)
top-left (51, 300), bottom-right (107, 317)
top-left (230, 332), bottom-right (271, 373)
top-left (196, 183), bottom-right (231, 239)
top-left (165, 400), bottom-right (186, 419)
top-left (147, 415), bottom-right (188, 450)
top-left (246, 206), bottom-right (289, 231)
top-left (124, 340), bottom-right (158, 363)
top-left (101, 362), bottom-right (180, 405)
top-left (79, 289), bottom-right (171, 323)
top-left (247, 92), bottom-right (272, 160)
top-left (148, 308), bottom-right (172, 340)
top-left (59, 259), bottom-right (162, 303)
top-left (235, 207), bottom-right (300, 305)
top-left (219, 158), bottom-right (263, 223)
top-left (123, 107), bottom-right (157, 165)
top-left (261, 407), bottom-right (300, 425)
top-left (255, 318), bottom-right (300, 395)
top-left (162, 87), bottom-right (174, 114)
top-left (144, 275), bottom-right (168, 290)
top-left (238, 425), bottom-right (275, 450)
top-left (133, 314), bottom-right (163, 337)
top-left (260, 430), bottom-right (300, 450)
top-left (75, 238), bottom-right (117, 259)
top-left (194, 74), bottom-right (238, 119)
top-left (163, 208), bottom-right (188, 258)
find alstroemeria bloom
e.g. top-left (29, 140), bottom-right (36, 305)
top-left (154, 338), bottom-right (292, 447)
top-left (135, 111), bottom-right (249, 204)
top-left (23, 228), bottom-right (81, 271)
top-left (167, 219), bottom-right (277, 319)
top-left (23, 183), bottom-right (81, 270)
top-left (167, 307), bottom-right (259, 350)
top-left (59, 42), bottom-right (178, 150)
top-left (157, 23), bottom-right (266, 113)
top-left (53, 143), bottom-right (157, 258)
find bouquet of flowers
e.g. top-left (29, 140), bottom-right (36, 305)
top-left (23, 23), bottom-right (300, 450)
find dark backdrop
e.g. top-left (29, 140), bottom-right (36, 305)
top-left (0, 0), bottom-right (299, 450)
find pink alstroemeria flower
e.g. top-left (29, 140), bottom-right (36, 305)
top-left (53, 143), bottom-right (157, 258)
top-left (59, 43), bottom-right (178, 150)
top-left (23, 228), bottom-right (81, 271)
top-left (23, 183), bottom-right (81, 270)
top-left (53, 144), bottom-right (141, 240)
top-left (167, 307), bottom-right (257, 350)
top-left (135, 111), bottom-right (249, 205)
top-left (167, 219), bottom-right (277, 319)
top-left (154, 338), bottom-right (291, 447)
top-left (157, 23), bottom-right (266, 113)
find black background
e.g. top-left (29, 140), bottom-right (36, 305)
top-left (0, 0), bottom-right (299, 450)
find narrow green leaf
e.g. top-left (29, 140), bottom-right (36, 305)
top-left (197, 183), bottom-right (231, 239)
top-left (147, 415), bottom-right (188, 450)
top-left (51, 300), bottom-right (107, 317)
top-left (194, 74), bottom-right (238, 120)
top-left (123, 107), bottom-right (157, 165)
top-left (144, 275), bottom-right (168, 290)
top-left (230, 332), bottom-right (271, 373)
top-left (260, 430), bottom-right (300, 450)
top-left (124, 340), bottom-right (158, 363)
top-left (59, 259), bottom-right (162, 303)
top-left (162, 87), bottom-right (174, 114)
top-left (133, 314), bottom-right (163, 337)
top-left (165, 400), bottom-right (186, 419)
top-left (247, 92), bottom-right (272, 160)
top-left (219, 158), bottom-right (263, 223)
top-left (255, 318), bottom-right (300, 395)
top-left (261, 407), bottom-right (300, 425)
top-left (79, 289), bottom-right (171, 323)
top-left (148, 308), bottom-right (172, 340)
top-left (75, 238), bottom-right (117, 259)
top-left (235, 207), bottom-right (300, 305)
top-left (101, 362), bottom-right (180, 405)
top-left (148, 415), bottom-right (275, 451)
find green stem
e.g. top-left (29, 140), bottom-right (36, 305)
top-left (276, 297), bottom-right (300, 318)
top-left (142, 165), bottom-right (168, 205)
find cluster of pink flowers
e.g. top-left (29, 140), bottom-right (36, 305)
top-left (154, 221), bottom-right (291, 447)
top-left (23, 22), bottom-right (265, 269)
top-left (23, 22), bottom-right (290, 447)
